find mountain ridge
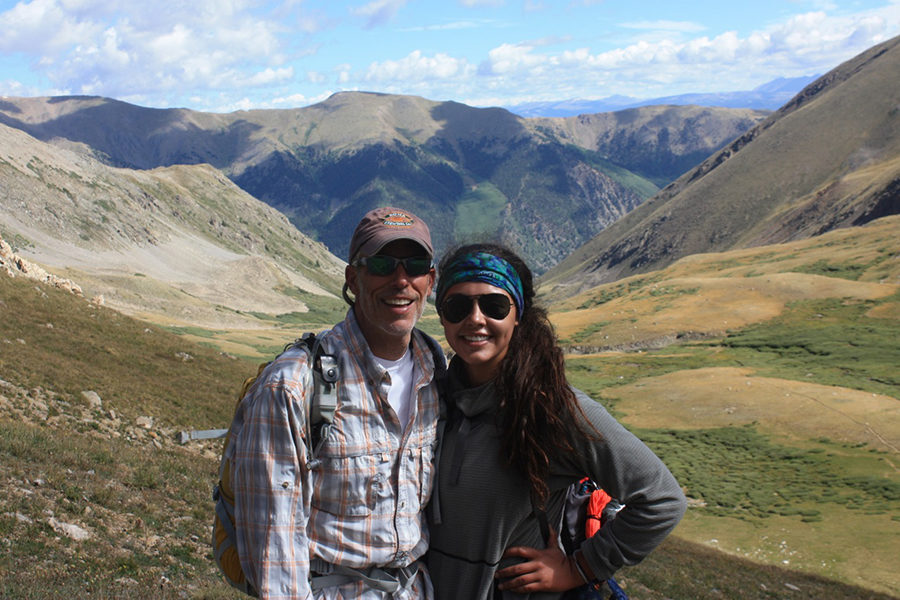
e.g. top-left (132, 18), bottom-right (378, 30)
top-left (0, 92), bottom-right (767, 271)
top-left (505, 75), bottom-right (817, 117)
top-left (541, 34), bottom-right (900, 298)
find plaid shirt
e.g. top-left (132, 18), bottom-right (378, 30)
top-left (230, 309), bottom-right (442, 599)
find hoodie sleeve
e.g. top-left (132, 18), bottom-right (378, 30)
top-left (567, 388), bottom-right (687, 581)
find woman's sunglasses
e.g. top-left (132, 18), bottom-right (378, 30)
top-left (354, 255), bottom-right (433, 277)
top-left (440, 293), bottom-right (513, 324)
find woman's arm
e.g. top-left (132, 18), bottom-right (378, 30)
top-left (494, 388), bottom-right (686, 592)
top-left (570, 388), bottom-right (687, 582)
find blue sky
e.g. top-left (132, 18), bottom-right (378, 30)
top-left (1, 0), bottom-right (898, 113)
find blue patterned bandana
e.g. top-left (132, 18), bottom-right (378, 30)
top-left (436, 252), bottom-right (525, 317)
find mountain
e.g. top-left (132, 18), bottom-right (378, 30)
top-left (527, 105), bottom-right (763, 187)
top-left (541, 35), bottom-right (900, 298)
top-left (0, 93), bottom-right (766, 272)
top-left (506, 76), bottom-right (818, 117)
top-left (0, 120), bottom-right (345, 334)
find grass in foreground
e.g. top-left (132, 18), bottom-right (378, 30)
top-left (0, 273), bottom-right (257, 429)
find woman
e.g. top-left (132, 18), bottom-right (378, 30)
top-left (427, 243), bottom-right (687, 599)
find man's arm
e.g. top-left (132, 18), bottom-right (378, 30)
top-left (232, 361), bottom-right (313, 599)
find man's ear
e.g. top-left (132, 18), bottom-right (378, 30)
top-left (345, 264), bottom-right (359, 296)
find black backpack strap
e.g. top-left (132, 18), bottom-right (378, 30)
top-left (291, 332), bottom-right (339, 469)
top-left (307, 333), bottom-right (338, 434)
top-left (418, 331), bottom-right (448, 524)
top-left (419, 331), bottom-right (447, 389)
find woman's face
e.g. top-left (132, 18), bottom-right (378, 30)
top-left (440, 281), bottom-right (518, 386)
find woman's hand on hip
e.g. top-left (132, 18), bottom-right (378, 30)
top-left (494, 528), bottom-right (584, 593)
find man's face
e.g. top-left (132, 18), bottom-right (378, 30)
top-left (346, 239), bottom-right (435, 359)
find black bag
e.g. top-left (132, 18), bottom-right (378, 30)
top-left (538, 478), bottom-right (629, 600)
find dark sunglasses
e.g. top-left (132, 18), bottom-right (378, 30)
top-left (354, 255), bottom-right (433, 277)
top-left (440, 293), bottom-right (513, 324)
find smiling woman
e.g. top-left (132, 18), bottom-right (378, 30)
top-left (427, 242), bottom-right (687, 600)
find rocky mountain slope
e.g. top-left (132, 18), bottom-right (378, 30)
top-left (0, 93), bottom-right (766, 271)
top-left (542, 35), bottom-right (900, 298)
top-left (0, 121), bottom-right (345, 330)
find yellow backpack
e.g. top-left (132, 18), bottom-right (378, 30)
top-left (211, 333), bottom-right (338, 597)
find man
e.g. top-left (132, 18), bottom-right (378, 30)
top-left (230, 207), bottom-right (443, 599)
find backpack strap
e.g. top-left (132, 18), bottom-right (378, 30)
top-left (420, 331), bottom-right (447, 386)
top-left (294, 332), bottom-right (339, 469)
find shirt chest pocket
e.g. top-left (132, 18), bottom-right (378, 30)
top-left (415, 442), bottom-right (436, 506)
top-left (311, 452), bottom-right (393, 517)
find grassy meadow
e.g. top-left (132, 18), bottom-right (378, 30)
top-left (553, 215), bottom-right (900, 596)
top-left (0, 215), bottom-right (898, 598)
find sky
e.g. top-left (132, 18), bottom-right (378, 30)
top-left (1, 0), bottom-right (899, 113)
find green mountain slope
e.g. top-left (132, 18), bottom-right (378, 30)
top-left (541, 216), bottom-right (900, 596)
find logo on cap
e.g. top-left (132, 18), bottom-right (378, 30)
top-left (382, 212), bottom-right (415, 227)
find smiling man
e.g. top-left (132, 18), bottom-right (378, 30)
top-left (230, 207), bottom-right (444, 599)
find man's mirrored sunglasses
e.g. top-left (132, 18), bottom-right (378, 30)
top-left (354, 255), bottom-right (433, 277)
top-left (440, 293), bottom-right (513, 324)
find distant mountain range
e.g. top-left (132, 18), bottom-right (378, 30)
top-left (506, 76), bottom-right (819, 117)
top-left (541, 36), bottom-right (900, 298)
top-left (0, 93), bottom-right (764, 272)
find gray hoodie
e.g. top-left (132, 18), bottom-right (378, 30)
top-left (427, 358), bottom-right (687, 600)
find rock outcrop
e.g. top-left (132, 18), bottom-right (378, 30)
top-left (0, 236), bottom-right (84, 296)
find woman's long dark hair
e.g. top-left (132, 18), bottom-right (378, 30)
top-left (438, 243), bottom-right (593, 507)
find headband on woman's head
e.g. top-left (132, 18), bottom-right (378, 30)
top-left (436, 251), bottom-right (525, 317)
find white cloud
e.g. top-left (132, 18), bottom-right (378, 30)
top-left (351, 0), bottom-right (409, 29)
top-left (399, 19), bottom-right (496, 32)
top-left (271, 92), bottom-right (309, 106)
top-left (0, 0), bottom-right (294, 102)
top-left (307, 70), bottom-right (327, 84)
top-left (365, 50), bottom-right (473, 82)
top-left (468, 7), bottom-right (900, 101)
top-left (336, 64), bottom-right (352, 84)
top-left (228, 97), bottom-right (256, 112)
top-left (0, 79), bottom-right (35, 97)
top-left (241, 67), bottom-right (295, 87)
top-left (481, 42), bottom-right (548, 75)
top-left (460, 0), bottom-right (505, 6)
top-left (0, 0), bottom-right (102, 54)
